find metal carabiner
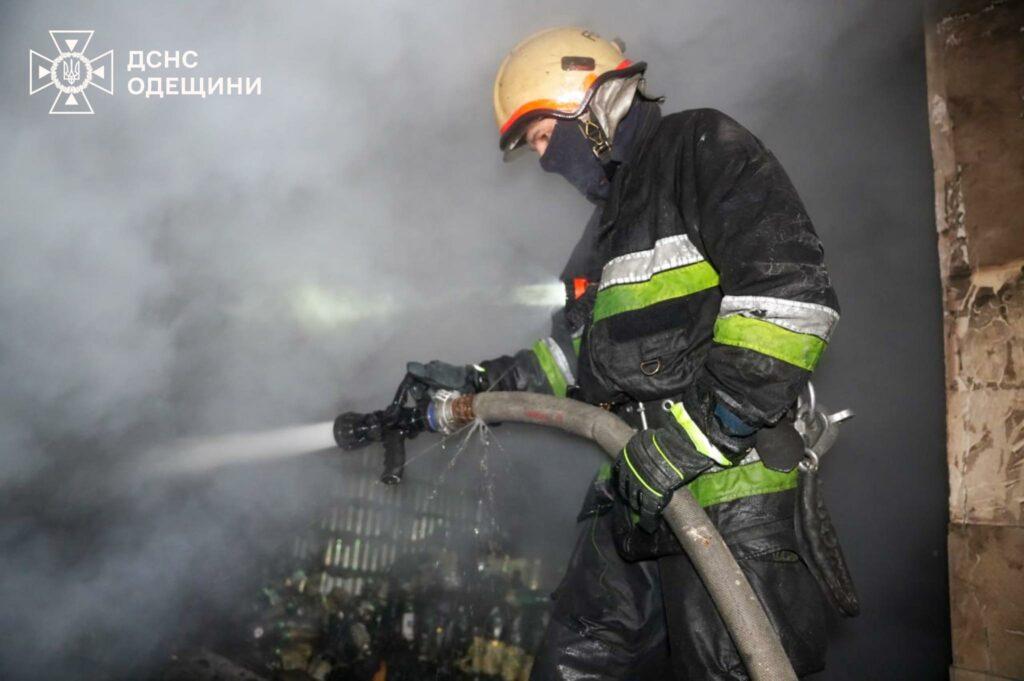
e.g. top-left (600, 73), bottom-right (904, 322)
top-left (799, 447), bottom-right (819, 473)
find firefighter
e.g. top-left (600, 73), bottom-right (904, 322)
top-left (408, 27), bottom-right (838, 680)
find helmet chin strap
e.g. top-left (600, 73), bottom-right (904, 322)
top-left (580, 74), bottom-right (646, 162)
top-left (577, 117), bottom-right (612, 161)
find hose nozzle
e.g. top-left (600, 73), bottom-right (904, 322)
top-left (333, 411), bottom-right (380, 450)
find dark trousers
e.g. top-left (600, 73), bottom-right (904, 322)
top-left (530, 487), bottom-right (828, 681)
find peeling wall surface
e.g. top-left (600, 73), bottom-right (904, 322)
top-left (946, 279), bottom-right (1024, 526)
top-left (927, 1), bottom-right (1024, 679)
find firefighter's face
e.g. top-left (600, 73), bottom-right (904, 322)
top-left (525, 118), bottom-right (557, 157)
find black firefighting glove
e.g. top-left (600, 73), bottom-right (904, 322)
top-left (406, 360), bottom-right (486, 394)
top-left (614, 384), bottom-right (757, 533)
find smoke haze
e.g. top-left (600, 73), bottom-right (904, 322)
top-left (0, 1), bottom-right (947, 679)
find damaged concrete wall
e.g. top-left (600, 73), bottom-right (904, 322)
top-left (926, 1), bottom-right (1024, 679)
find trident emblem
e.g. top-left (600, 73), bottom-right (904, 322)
top-left (62, 59), bottom-right (81, 85)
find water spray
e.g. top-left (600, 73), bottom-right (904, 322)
top-left (151, 369), bottom-right (432, 479)
top-left (150, 420), bottom-right (336, 475)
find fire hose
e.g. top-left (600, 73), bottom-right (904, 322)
top-left (443, 391), bottom-right (797, 681)
top-left (335, 383), bottom-right (856, 680)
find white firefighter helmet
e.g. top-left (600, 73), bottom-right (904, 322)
top-left (493, 27), bottom-right (647, 152)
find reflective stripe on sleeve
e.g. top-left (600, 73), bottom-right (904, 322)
top-left (543, 337), bottom-right (575, 385)
top-left (593, 262), bottom-right (719, 322)
top-left (531, 338), bottom-right (572, 397)
top-left (718, 295), bottom-right (839, 341)
top-left (592, 235), bottom-right (720, 322)
top-left (668, 401), bottom-right (732, 467)
top-left (714, 315), bottom-right (827, 371)
top-left (598, 234), bottom-right (707, 290)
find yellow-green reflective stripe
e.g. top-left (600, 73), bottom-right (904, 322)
top-left (668, 402), bottom-right (732, 467)
top-left (593, 261), bottom-right (720, 322)
top-left (621, 447), bottom-right (663, 498)
top-left (714, 315), bottom-right (826, 371)
top-left (572, 335), bottom-right (582, 356)
top-left (531, 340), bottom-right (567, 398)
top-left (650, 433), bottom-right (684, 481)
top-left (686, 461), bottom-right (798, 508)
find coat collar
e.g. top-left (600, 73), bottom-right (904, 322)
top-left (599, 103), bottom-right (663, 231)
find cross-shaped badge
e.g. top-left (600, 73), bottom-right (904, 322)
top-left (29, 30), bottom-right (114, 115)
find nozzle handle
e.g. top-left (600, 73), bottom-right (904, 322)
top-left (380, 428), bottom-right (405, 485)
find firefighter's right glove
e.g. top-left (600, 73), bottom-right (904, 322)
top-left (614, 425), bottom-right (717, 533)
top-left (615, 385), bottom-right (759, 532)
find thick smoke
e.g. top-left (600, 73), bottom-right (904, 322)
top-left (0, 1), bottom-right (946, 680)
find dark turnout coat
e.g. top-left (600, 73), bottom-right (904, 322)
top-left (488, 106), bottom-right (838, 427)
top-left (483, 107), bottom-right (837, 680)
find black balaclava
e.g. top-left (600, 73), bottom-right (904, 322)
top-left (538, 117), bottom-right (611, 205)
top-left (538, 96), bottom-right (657, 205)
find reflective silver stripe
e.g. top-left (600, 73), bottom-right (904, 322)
top-left (599, 234), bottom-right (706, 290)
top-left (719, 295), bottom-right (839, 341)
top-left (542, 337), bottom-right (575, 385)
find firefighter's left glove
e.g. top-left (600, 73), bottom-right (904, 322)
top-left (614, 425), bottom-right (716, 534)
top-left (406, 360), bottom-right (486, 394)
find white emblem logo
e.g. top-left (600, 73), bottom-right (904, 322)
top-left (29, 30), bottom-right (114, 115)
